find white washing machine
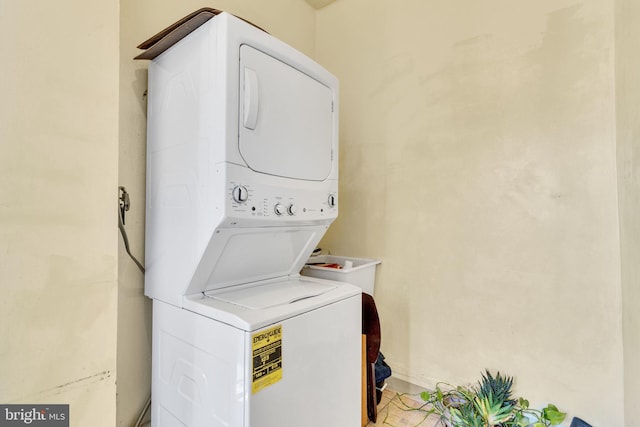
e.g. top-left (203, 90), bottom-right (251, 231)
top-left (143, 11), bottom-right (361, 427)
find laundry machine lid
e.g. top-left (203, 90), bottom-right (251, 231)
top-left (187, 225), bottom-right (327, 295)
top-left (208, 279), bottom-right (337, 309)
top-left (183, 276), bottom-right (361, 331)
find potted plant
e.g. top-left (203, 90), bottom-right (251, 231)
top-left (395, 370), bottom-right (566, 427)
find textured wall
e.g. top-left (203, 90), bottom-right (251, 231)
top-left (615, 0), bottom-right (640, 426)
top-left (117, 1), bottom-right (317, 425)
top-left (316, 1), bottom-right (623, 425)
top-left (0, 1), bottom-right (119, 426)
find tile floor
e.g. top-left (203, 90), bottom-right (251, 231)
top-left (365, 388), bottom-right (440, 427)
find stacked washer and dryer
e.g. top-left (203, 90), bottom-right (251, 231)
top-left (142, 11), bottom-right (361, 427)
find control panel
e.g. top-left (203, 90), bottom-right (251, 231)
top-left (225, 181), bottom-right (337, 225)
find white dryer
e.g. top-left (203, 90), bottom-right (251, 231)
top-left (143, 11), bottom-right (361, 427)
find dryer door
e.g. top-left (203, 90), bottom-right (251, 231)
top-left (239, 44), bottom-right (334, 181)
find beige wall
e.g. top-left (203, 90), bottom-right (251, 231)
top-left (615, 0), bottom-right (640, 426)
top-left (0, 1), bottom-right (119, 426)
top-left (317, 1), bottom-right (623, 425)
top-left (117, 1), bottom-right (316, 425)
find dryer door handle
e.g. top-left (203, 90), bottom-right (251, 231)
top-left (243, 68), bottom-right (259, 130)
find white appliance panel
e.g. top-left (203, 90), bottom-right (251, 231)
top-left (239, 45), bottom-right (333, 181)
top-left (246, 296), bottom-right (361, 427)
top-left (153, 300), bottom-right (246, 427)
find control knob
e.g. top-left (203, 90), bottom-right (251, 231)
top-left (274, 203), bottom-right (285, 216)
top-left (232, 186), bottom-right (249, 203)
top-left (327, 194), bottom-right (337, 208)
top-left (287, 204), bottom-right (297, 216)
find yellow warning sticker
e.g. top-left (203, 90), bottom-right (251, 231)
top-left (252, 325), bottom-right (283, 394)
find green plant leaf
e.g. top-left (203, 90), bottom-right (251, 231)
top-left (420, 391), bottom-right (431, 402)
top-left (477, 370), bottom-right (514, 406)
top-left (542, 404), bottom-right (566, 425)
top-left (515, 412), bottom-right (529, 427)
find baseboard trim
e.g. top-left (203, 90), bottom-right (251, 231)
top-left (385, 376), bottom-right (427, 395)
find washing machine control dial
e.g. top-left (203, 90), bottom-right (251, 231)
top-left (287, 204), bottom-right (297, 216)
top-left (232, 186), bottom-right (249, 203)
top-left (274, 203), bottom-right (285, 216)
top-left (328, 194), bottom-right (337, 208)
